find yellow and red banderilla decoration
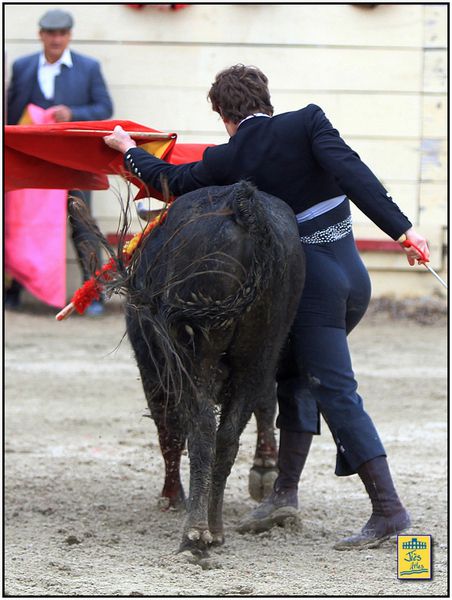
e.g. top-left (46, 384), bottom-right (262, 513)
top-left (55, 208), bottom-right (168, 321)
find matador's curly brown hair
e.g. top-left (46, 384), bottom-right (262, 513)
top-left (207, 64), bottom-right (274, 124)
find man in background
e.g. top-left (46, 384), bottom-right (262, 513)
top-left (6, 8), bottom-right (113, 315)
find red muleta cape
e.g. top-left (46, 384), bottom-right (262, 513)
top-left (5, 119), bottom-right (213, 199)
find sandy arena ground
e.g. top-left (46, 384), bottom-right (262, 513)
top-left (4, 301), bottom-right (448, 597)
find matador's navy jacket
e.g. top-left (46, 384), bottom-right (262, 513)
top-left (124, 104), bottom-right (412, 240)
top-left (124, 104), bottom-right (415, 476)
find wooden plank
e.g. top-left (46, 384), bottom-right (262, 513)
top-left (420, 138), bottom-right (447, 182)
top-left (5, 41), bottom-right (424, 94)
top-left (423, 49), bottom-right (447, 94)
top-left (349, 138), bottom-right (420, 183)
top-left (85, 44), bottom-right (425, 94)
top-left (423, 5), bottom-right (448, 48)
top-left (422, 95), bottom-right (447, 138)
top-left (4, 4), bottom-right (425, 48)
top-left (108, 86), bottom-right (422, 139)
top-left (276, 93), bottom-right (422, 139)
top-left (419, 182), bottom-right (448, 226)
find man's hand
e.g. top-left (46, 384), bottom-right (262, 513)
top-left (399, 227), bottom-right (430, 266)
top-left (48, 104), bottom-right (72, 122)
top-left (103, 125), bottom-right (137, 153)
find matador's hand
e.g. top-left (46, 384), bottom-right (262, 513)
top-left (399, 227), bottom-right (430, 266)
top-left (104, 125), bottom-right (137, 153)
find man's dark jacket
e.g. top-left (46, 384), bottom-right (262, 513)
top-left (124, 104), bottom-right (411, 240)
top-left (7, 50), bottom-right (113, 125)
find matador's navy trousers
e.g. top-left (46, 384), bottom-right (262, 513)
top-left (276, 199), bottom-right (386, 476)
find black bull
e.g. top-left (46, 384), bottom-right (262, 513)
top-left (73, 181), bottom-right (305, 557)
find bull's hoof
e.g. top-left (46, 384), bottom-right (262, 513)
top-left (187, 527), bottom-right (213, 544)
top-left (158, 488), bottom-right (186, 511)
top-left (179, 528), bottom-right (213, 559)
top-left (248, 465), bottom-right (278, 502)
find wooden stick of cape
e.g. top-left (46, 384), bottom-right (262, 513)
top-left (66, 129), bottom-right (176, 139)
top-left (56, 303), bottom-right (75, 321)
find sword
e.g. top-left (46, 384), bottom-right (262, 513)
top-left (422, 263), bottom-right (448, 289)
top-left (399, 236), bottom-right (448, 290)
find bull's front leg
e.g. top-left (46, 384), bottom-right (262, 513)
top-left (179, 395), bottom-right (217, 557)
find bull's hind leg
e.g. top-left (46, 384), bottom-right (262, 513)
top-left (248, 339), bottom-right (299, 501)
top-left (208, 373), bottom-right (275, 545)
top-left (177, 331), bottom-right (236, 558)
top-left (179, 390), bottom-right (217, 557)
top-left (249, 397), bottom-right (278, 501)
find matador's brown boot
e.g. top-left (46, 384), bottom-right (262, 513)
top-left (334, 456), bottom-right (411, 550)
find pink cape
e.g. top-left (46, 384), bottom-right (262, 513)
top-left (5, 105), bottom-right (67, 307)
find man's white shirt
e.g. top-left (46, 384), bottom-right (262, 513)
top-left (38, 48), bottom-right (73, 99)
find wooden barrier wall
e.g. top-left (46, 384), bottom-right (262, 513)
top-left (5, 3), bottom-right (447, 299)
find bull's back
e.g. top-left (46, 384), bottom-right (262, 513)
top-left (126, 182), bottom-right (305, 411)
top-left (130, 182), bottom-right (304, 335)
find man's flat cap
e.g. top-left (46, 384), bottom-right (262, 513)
top-left (39, 9), bottom-right (74, 30)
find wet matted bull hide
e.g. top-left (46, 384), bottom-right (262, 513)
top-left (124, 181), bottom-right (305, 559)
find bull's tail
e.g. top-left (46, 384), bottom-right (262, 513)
top-left (163, 181), bottom-right (277, 328)
top-left (232, 180), bottom-right (276, 284)
top-left (232, 180), bottom-right (272, 242)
